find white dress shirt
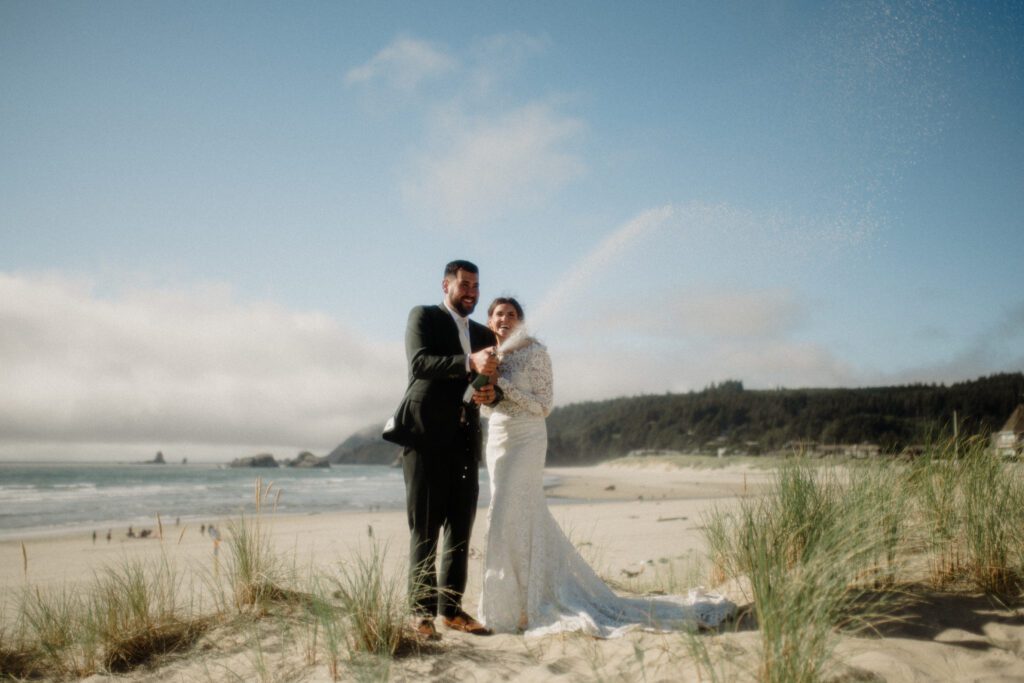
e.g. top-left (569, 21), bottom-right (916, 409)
top-left (443, 300), bottom-right (472, 372)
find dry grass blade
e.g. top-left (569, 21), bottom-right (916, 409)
top-left (90, 558), bottom-right (207, 673)
top-left (0, 637), bottom-right (44, 680)
top-left (223, 515), bottom-right (298, 610)
top-left (958, 443), bottom-right (1024, 595)
top-left (102, 620), bottom-right (205, 673)
top-left (326, 542), bottom-right (413, 659)
top-left (17, 584), bottom-right (93, 677)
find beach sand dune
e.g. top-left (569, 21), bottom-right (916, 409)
top-left (3, 463), bottom-right (1022, 681)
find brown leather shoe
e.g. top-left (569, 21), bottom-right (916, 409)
top-left (442, 611), bottom-right (493, 635)
top-left (413, 617), bottom-right (440, 640)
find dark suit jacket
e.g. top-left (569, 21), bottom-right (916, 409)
top-left (384, 304), bottom-right (496, 459)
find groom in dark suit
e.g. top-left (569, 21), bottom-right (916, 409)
top-left (384, 260), bottom-right (498, 638)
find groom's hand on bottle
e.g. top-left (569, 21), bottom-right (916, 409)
top-left (471, 383), bottom-right (496, 405)
top-left (470, 347), bottom-right (498, 376)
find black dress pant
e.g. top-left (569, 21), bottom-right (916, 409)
top-left (402, 435), bottom-right (479, 618)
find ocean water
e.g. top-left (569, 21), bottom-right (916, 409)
top-left (0, 462), bottom-right (491, 541)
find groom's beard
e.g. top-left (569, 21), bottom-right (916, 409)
top-left (451, 299), bottom-right (476, 316)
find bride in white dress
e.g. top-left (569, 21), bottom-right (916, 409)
top-left (477, 297), bottom-right (735, 638)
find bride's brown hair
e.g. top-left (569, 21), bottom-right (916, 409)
top-left (487, 297), bottom-right (524, 320)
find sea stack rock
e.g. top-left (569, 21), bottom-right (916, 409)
top-left (229, 453), bottom-right (279, 468)
top-left (151, 451), bottom-right (166, 464)
top-left (288, 451), bottom-right (329, 468)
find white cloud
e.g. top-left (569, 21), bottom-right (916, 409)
top-left (345, 36), bottom-right (457, 91)
top-left (609, 288), bottom-right (806, 340)
top-left (0, 272), bottom-right (405, 458)
top-left (552, 337), bottom-right (857, 406)
top-left (347, 33), bottom-right (581, 229)
top-left (466, 32), bottom-right (550, 93)
top-left (468, 32), bottom-right (549, 66)
top-left (402, 103), bottom-right (585, 229)
top-left (547, 285), bottom-right (850, 403)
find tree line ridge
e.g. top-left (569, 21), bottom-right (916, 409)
top-left (326, 373), bottom-right (1024, 466)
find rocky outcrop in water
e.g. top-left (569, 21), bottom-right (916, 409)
top-left (229, 453), bottom-right (279, 468)
top-left (137, 451), bottom-right (166, 465)
top-left (287, 451), bottom-right (329, 468)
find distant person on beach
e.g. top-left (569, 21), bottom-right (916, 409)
top-left (383, 259), bottom-right (499, 639)
top-left (476, 297), bottom-right (735, 636)
top-left (208, 524), bottom-right (221, 556)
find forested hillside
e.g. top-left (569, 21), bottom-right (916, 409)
top-left (326, 373), bottom-right (1024, 466)
top-left (545, 373), bottom-right (1024, 464)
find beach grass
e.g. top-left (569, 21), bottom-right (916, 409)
top-left (217, 477), bottom-right (302, 612)
top-left (704, 443), bottom-right (1024, 682)
top-left (905, 438), bottom-right (1024, 594)
top-left (88, 558), bottom-right (205, 672)
top-left (216, 485), bottom-right (417, 678)
top-left (956, 441), bottom-right (1024, 595)
top-left (908, 441), bottom-right (968, 583)
top-left (322, 542), bottom-right (410, 658)
top-left (0, 476), bottom-right (305, 680)
top-left (307, 579), bottom-right (346, 681)
top-left (222, 514), bottom-right (295, 611)
top-left (705, 461), bottom-right (908, 682)
top-left (2, 557), bottom-right (209, 679)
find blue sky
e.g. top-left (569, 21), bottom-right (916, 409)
top-left (2, 1), bottom-right (1022, 461)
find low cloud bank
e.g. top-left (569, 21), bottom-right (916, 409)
top-left (0, 272), bottom-right (404, 459)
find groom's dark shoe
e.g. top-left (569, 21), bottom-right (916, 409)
top-left (443, 611), bottom-right (492, 636)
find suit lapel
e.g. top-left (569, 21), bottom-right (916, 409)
top-left (436, 304), bottom-right (464, 353)
top-left (468, 319), bottom-right (495, 352)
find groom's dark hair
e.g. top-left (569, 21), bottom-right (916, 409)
top-left (444, 260), bottom-right (479, 278)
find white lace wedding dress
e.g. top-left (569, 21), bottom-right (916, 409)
top-left (478, 334), bottom-right (735, 638)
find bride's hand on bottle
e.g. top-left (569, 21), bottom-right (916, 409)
top-left (471, 382), bottom-right (496, 405)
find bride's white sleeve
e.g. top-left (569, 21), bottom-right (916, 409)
top-left (496, 346), bottom-right (554, 417)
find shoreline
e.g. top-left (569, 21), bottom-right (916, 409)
top-left (1, 462), bottom-right (760, 593)
top-left (0, 460), bottom-right (771, 545)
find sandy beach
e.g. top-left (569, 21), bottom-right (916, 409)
top-left (3, 461), bottom-right (1022, 681)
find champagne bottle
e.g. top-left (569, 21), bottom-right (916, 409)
top-left (463, 351), bottom-right (495, 402)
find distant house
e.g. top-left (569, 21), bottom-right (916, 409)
top-left (818, 443), bottom-right (881, 459)
top-left (626, 449), bottom-right (682, 458)
top-left (781, 440), bottom-right (819, 456)
top-left (899, 444), bottom-right (927, 459)
top-left (992, 404), bottom-right (1024, 458)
